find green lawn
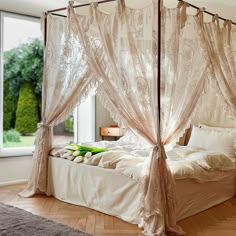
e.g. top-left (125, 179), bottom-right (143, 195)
top-left (3, 135), bottom-right (73, 148)
top-left (3, 136), bottom-right (35, 148)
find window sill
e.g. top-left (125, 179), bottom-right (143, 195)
top-left (0, 154), bottom-right (33, 158)
top-left (0, 147), bottom-right (34, 158)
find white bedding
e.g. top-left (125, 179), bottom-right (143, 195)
top-left (50, 140), bottom-right (236, 182)
top-left (48, 130), bottom-right (236, 227)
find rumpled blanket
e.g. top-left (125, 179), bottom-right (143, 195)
top-left (50, 141), bottom-right (236, 182)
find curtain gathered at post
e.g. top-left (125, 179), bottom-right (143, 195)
top-left (67, 0), bottom-right (187, 234)
top-left (20, 11), bottom-right (97, 197)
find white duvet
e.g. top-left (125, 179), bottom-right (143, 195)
top-left (50, 140), bottom-right (236, 182)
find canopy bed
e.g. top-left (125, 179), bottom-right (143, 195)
top-left (20, 0), bottom-right (236, 235)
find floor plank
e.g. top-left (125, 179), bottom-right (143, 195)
top-left (0, 184), bottom-right (236, 235)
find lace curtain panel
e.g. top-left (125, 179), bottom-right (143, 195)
top-left (161, 3), bottom-right (209, 145)
top-left (68, 2), bottom-right (179, 235)
top-left (20, 14), bottom-right (97, 197)
top-left (199, 13), bottom-right (236, 117)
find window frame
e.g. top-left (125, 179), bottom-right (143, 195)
top-left (0, 11), bottom-right (96, 157)
top-left (0, 11), bottom-right (40, 157)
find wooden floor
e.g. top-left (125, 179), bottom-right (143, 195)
top-left (0, 184), bottom-right (236, 236)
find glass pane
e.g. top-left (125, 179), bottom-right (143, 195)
top-left (77, 95), bottom-right (95, 143)
top-left (2, 14), bottom-right (42, 148)
top-left (53, 115), bottom-right (74, 145)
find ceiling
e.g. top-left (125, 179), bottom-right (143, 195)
top-left (0, 0), bottom-right (235, 22)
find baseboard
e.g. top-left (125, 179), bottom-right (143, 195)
top-left (0, 179), bottom-right (28, 186)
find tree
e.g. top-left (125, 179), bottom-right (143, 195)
top-left (3, 49), bottom-right (21, 130)
top-left (3, 48), bottom-right (22, 96)
top-left (3, 38), bottom-right (43, 129)
top-left (15, 82), bottom-right (39, 135)
top-left (18, 38), bottom-right (44, 117)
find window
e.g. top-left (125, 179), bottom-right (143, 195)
top-left (0, 12), bottom-right (95, 157)
top-left (74, 95), bottom-right (96, 144)
top-left (53, 95), bottom-right (96, 146)
top-left (0, 12), bottom-right (41, 156)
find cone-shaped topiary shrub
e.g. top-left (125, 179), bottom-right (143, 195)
top-left (3, 39), bottom-right (43, 129)
top-left (15, 82), bottom-right (39, 135)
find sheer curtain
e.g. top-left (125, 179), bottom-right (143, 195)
top-left (142, 3), bottom-right (209, 234)
top-left (161, 3), bottom-right (209, 145)
top-left (20, 12), bottom-right (97, 197)
top-left (68, 0), bottom-right (184, 234)
top-left (199, 13), bottom-right (236, 116)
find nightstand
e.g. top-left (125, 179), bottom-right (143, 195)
top-left (100, 127), bottom-right (126, 140)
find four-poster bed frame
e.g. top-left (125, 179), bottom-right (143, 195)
top-left (40, 0), bottom-right (236, 234)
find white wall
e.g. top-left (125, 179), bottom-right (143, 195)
top-left (0, 156), bottom-right (32, 186)
top-left (95, 97), bottom-right (115, 141)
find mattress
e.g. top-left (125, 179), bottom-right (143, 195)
top-left (47, 157), bottom-right (236, 225)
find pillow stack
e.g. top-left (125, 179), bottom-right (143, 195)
top-left (187, 124), bottom-right (236, 158)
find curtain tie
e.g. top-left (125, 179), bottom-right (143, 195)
top-left (34, 123), bottom-right (50, 146)
top-left (160, 142), bottom-right (168, 159)
top-left (212, 15), bottom-right (222, 50)
top-left (152, 143), bottom-right (167, 160)
top-left (37, 122), bottom-right (50, 129)
top-left (69, 1), bottom-right (74, 7)
top-left (177, 1), bottom-right (184, 8)
top-left (196, 8), bottom-right (205, 26)
top-left (92, 2), bottom-right (98, 8)
top-left (212, 14), bottom-right (220, 27)
top-left (90, 3), bottom-right (98, 25)
top-left (178, 2), bottom-right (189, 28)
top-left (119, 0), bottom-right (126, 9)
top-left (153, 145), bottom-right (159, 152)
top-left (224, 20), bottom-right (232, 45)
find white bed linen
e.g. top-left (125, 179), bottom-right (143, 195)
top-left (47, 157), bottom-right (236, 225)
top-left (50, 141), bottom-right (236, 182)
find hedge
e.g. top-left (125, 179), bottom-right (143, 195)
top-left (3, 39), bottom-right (43, 127)
top-left (15, 82), bottom-right (39, 135)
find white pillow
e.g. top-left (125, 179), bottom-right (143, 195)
top-left (119, 130), bottom-right (150, 146)
top-left (188, 126), bottom-right (236, 158)
top-left (199, 123), bottom-right (236, 132)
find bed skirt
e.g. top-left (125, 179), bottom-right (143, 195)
top-left (47, 157), bottom-right (236, 225)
